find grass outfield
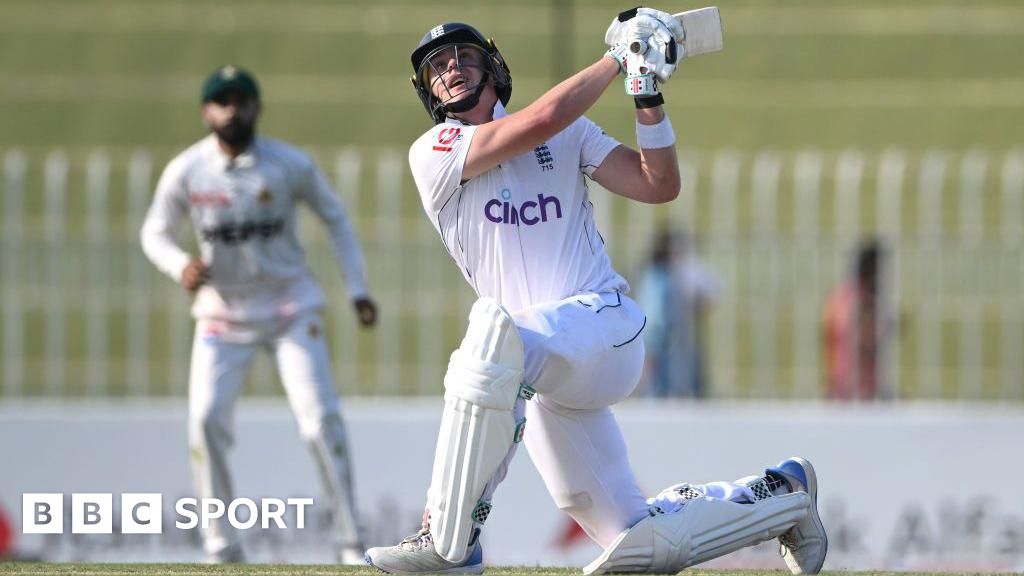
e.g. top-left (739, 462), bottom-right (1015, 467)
top-left (0, 567), bottom-right (995, 576)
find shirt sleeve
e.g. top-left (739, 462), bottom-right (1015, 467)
top-left (408, 123), bottom-right (478, 216)
top-left (577, 116), bottom-right (622, 177)
top-left (139, 156), bottom-right (193, 283)
top-left (298, 157), bottom-right (370, 300)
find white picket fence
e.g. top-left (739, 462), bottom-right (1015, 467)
top-left (1, 146), bottom-right (1022, 399)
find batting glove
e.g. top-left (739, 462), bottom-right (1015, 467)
top-left (605, 43), bottom-right (631, 74)
top-left (624, 53), bottom-right (660, 97)
top-left (632, 28), bottom-right (679, 83)
top-left (605, 7), bottom-right (684, 48)
top-left (607, 43), bottom-right (662, 97)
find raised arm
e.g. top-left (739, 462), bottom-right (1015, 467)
top-left (590, 105), bottom-right (680, 204)
top-left (463, 11), bottom-right (682, 197)
top-left (462, 57), bottom-right (621, 180)
top-left (586, 6), bottom-right (686, 204)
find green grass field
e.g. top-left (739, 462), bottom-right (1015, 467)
top-left (0, 566), bottom-right (997, 576)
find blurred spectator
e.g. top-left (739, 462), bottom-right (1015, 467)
top-left (823, 237), bottom-right (895, 400)
top-left (0, 503), bottom-right (11, 559)
top-left (637, 228), bottom-right (720, 398)
top-left (0, 501), bottom-right (41, 561)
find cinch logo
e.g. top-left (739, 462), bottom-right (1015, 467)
top-left (485, 190), bottom-right (562, 226)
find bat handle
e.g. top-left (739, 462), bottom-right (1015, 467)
top-left (629, 39), bottom-right (647, 55)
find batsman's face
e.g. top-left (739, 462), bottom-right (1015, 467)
top-left (202, 91), bottom-right (260, 148)
top-left (424, 44), bottom-right (487, 104)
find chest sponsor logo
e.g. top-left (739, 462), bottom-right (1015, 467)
top-left (201, 218), bottom-right (285, 245)
top-left (485, 189), bottom-right (563, 226)
top-left (189, 191), bottom-right (230, 207)
top-left (432, 127), bottom-right (462, 152)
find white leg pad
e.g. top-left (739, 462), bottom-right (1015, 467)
top-left (584, 492), bottom-right (810, 575)
top-left (427, 298), bottom-right (525, 563)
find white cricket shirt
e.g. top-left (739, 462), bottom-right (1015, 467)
top-left (409, 103), bottom-right (628, 313)
top-left (141, 134), bottom-right (368, 323)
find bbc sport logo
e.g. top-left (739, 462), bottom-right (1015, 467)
top-left (23, 493), bottom-right (313, 534)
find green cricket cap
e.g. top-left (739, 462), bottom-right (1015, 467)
top-left (201, 65), bottom-right (260, 102)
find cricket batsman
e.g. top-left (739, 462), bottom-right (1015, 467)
top-left (140, 66), bottom-right (377, 564)
top-left (364, 8), bottom-right (827, 575)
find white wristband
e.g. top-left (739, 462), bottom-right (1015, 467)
top-left (636, 115), bottom-right (675, 149)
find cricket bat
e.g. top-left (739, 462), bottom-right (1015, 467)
top-left (629, 6), bottom-right (724, 59)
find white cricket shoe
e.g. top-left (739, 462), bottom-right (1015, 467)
top-left (364, 526), bottom-right (483, 574)
top-left (768, 457), bottom-right (828, 574)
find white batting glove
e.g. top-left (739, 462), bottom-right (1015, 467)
top-left (607, 42), bottom-right (661, 96)
top-left (605, 7), bottom-right (684, 48)
top-left (624, 53), bottom-right (659, 97)
top-left (605, 43), bottom-right (630, 74)
top-left (632, 27), bottom-right (679, 83)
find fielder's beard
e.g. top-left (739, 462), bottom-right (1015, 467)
top-left (214, 119), bottom-right (256, 149)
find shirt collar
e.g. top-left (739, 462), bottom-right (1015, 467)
top-left (492, 100), bottom-right (508, 119)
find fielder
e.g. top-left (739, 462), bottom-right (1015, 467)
top-left (140, 66), bottom-right (376, 564)
top-left (365, 8), bottom-right (827, 575)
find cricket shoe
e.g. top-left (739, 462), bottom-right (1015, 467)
top-left (364, 526), bottom-right (483, 574)
top-left (767, 457), bottom-right (828, 574)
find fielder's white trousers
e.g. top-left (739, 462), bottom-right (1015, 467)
top-left (482, 293), bottom-right (762, 549)
top-left (188, 310), bottom-right (359, 557)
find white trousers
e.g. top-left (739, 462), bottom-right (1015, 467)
top-left (481, 293), bottom-right (763, 549)
top-left (473, 292), bottom-right (646, 548)
top-left (188, 311), bottom-right (359, 556)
